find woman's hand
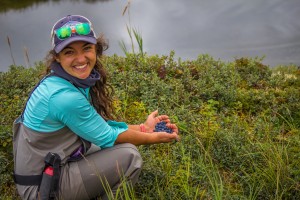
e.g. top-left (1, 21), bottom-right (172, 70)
top-left (150, 131), bottom-right (180, 143)
top-left (144, 110), bottom-right (170, 132)
top-left (144, 110), bottom-right (179, 140)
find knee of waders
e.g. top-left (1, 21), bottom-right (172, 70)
top-left (123, 143), bottom-right (143, 168)
top-left (118, 144), bottom-right (143, 186)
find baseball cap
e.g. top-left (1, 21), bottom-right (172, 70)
top-left (51, 15), bottom-right (97, 53)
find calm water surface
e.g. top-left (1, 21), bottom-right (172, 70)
top-left (1, 0), bottom-right (300, 71)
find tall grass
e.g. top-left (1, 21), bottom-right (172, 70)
top-left (7, 36), bottom-right (16, 66)
top-left (198, 138), bottom-right (224, 200)
top-left (119, 0), bottom-right (144, 57)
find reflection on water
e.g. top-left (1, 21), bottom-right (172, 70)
top-left (1, 0), bottom-right (300, 71)
top-left (0, 0), bottom-right (111, 13)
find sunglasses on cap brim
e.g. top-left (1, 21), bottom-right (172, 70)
top-left (51, 15), bottom-right (96, 46)
top-left (53, 22), bottom-right (94, 40)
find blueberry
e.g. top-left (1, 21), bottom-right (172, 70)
top-left (154, 121), bottom-right (172, 133)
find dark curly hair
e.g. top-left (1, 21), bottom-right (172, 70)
top-left (44, 34), bottom-right (115, 121)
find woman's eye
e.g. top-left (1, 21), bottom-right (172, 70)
top-left (84, 46), bottom-right (92, 51)
top-left (64, 50), bottom-right (73, 55)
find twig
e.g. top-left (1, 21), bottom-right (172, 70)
top-left (7, 36), bottom-right (16, 66)
top-left (23, 46), bottom-right (31, 68)
top-left (122, 0), bottom-right (131, 16)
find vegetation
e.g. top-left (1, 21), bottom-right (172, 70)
top-left (1, 53), bottom-right (299, 199)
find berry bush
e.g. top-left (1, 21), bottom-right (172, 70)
top-left (1, 53), bottom-right (300, 199)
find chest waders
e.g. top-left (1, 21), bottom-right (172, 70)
top-left (13, 75), bottom-right (91, 200)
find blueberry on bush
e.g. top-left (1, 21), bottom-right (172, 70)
top-left (154, 121), bottom-right (173, 133)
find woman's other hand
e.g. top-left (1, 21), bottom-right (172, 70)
top-left (150, 131), bottom-right (180, 143)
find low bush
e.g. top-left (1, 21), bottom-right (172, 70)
top-left (1, 54), bottom-right (299, 199)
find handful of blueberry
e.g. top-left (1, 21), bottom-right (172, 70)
top-left (154, 121), bottom-right (173, 133)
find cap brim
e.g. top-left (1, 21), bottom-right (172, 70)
top-left (54, 36), bottom-right (97, 53)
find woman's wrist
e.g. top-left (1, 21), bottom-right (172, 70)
top-left (140, 123), bottom-right (147, 132)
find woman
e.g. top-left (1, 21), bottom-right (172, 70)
top-left (13, 15), bottom-right (179, 200)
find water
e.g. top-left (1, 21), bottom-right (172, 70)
top-left (1, 0), bottom-right (300, 72)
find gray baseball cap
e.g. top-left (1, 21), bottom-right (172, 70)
top-left (51, 15), bottom-right (97, 53)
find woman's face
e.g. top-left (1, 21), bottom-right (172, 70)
top-left (56, 41), bottom-right (97, 79)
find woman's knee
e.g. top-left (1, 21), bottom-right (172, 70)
top-left (113, 143), bottom-right (143, 185)
top-left (117, 143), bottom-right (143, 169)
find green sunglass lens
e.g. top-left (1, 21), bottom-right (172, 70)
top-left (56, 27), bottom-right (71, 39)
top-left (76, 23), bottom-right (91, 35)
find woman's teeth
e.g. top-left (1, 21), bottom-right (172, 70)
top-left (75, 64), bottom-right (87, 69)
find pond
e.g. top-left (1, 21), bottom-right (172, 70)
top-left (1, 0), bottom-right (300, 71)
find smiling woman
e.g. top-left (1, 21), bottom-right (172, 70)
top-left (12, 14), bottom-right (179, 200)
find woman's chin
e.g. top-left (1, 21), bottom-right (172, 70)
top-left (76, 73), bottom-right (90, 79)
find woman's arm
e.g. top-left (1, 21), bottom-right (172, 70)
top-left (115, 128), bottom-right (179, 146)
top-left (128, 125), bottom-right (141, 132)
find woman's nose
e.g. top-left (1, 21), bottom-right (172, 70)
top-left (75, 53), bottom-right (86, 63)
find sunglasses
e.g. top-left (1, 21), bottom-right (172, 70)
top-left (54, 22), bottom-right (92, 40)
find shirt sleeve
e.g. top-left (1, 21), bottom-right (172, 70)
top-left (48, 88), bottom-right (128, 148)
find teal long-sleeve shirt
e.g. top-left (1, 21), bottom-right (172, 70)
top-left (23, 76), bottom-right (128, 148)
